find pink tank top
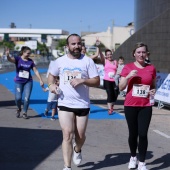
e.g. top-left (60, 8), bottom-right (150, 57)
top-left (104, 59), bottom-right (117, 82)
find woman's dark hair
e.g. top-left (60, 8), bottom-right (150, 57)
top-left (132, 42), bottom-right (149, 56)
top-left (20, 46), bottom-right (31, 55)
top-left (66, 33), bottom-right (81, 45)
top-left (105, 49), bottom-right (112, 56)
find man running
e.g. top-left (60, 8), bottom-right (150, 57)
top-left (48, 33), bottom-right (100, 170)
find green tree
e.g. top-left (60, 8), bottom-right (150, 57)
top-left (0, 40), bottom-right (15, 50)
top-left (93, 42), bottom-right (106, 52)
top-left (56, 39), bottom-right (67, 51)
top-left (37, 42), bottom-right (49, 56)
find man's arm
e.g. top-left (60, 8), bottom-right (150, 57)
top-left (70, 76), bottom-right (100, 88)
top-left (47, 73), bottom-right (58, 93)
top-left (83, 76), bottom-right (100, 87)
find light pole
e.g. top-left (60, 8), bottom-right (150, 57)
top-left (111, 20), bottom-right (114, 50)
top-left (80, 19), bottom-right (82, 36)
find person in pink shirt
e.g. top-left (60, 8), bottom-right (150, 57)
top-left (100, 48), bottom-right (118, 114)
top-left (119, 42), bottom-right (156, 170)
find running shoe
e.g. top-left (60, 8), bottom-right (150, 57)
top-left (22, 113), bottom-right (29, 119)
top-left (63, 166), bottom-right (72, 170)
top-left (128, 156), bottom-right (137, 169)
top-left (16, 109), bottom-right (21, 118)
top-left (138, 162), bottom-right (148, 170)
top-left (44, 110), bottom-right (48, 117)
top-left (108, 109), bottom-right (113, 115)
top-left (51, 116), bottom-right (56, 121)
top-left (73, 143), bottom-right (82, 165)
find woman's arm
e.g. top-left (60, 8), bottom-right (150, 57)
top-left (89, 47), bottom-right (99, 60)
top-left (5, 48), bottom-right (15, 63)
top-left (33, 67), bottom-right (44, 87)
top-left (99, 48), bottom-right (105, 65)
top-left (149, 78), bottom-right (156, 96)
top-left (119, 70), bottom-right (138, 91)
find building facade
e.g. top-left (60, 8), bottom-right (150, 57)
top-left (0, 28), bottom-right (69, 47)
top-left (113, 0), bottom-right (170, 73)
top-left (81, 23), bottom-right (134, 51)
top-left (0, 28), bottom-right (69, 57)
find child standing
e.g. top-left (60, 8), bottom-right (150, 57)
top-left (115, 56), bottom-right (125, 97)
top-left (42, 78), bottom-right (59, 120)
top-left (115, 56), bottom-right (125, 87)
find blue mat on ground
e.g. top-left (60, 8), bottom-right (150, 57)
top-left (0, 69), bottom-right (124, 120)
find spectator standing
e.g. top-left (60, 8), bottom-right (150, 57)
top-left (115, 56), bottom-right (125, 87)
top-left (115, 56), bottom-right (125, 96)
top-left (99, 48), bottom-right (118, 114)
top-left (81, 45), bottom-right (99, 60)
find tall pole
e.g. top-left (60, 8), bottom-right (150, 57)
top-left (111, 20), bottom-right (114, 50)
top-left (80, 20), bottom-right (82, 36)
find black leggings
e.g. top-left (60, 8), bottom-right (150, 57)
top-left (124, 106), bottom-right (152, 162)
top-left (103, 80), bottom-right (118, 103)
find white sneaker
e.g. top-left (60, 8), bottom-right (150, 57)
top-left (63, 166), bottom-right (72, 170)
top-left (138, 162), bottom-right (148, 170)
top-left (128, 156), bottom-right (137, 169)
top-left (72, 143), bottom-right (82, 165)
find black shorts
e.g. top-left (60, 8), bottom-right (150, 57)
top-left (58, 106), bottom-right (90, 117)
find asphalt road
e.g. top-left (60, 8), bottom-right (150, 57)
top-left (0, 67), bottom-right (170, 170)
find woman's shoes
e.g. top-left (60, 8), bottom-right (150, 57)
top-left (22, 113), bottom-right (29, 119)
top-left (16, 109), bottom-right (21, 118)
top-left (108, 108), bottom-right (113, 115)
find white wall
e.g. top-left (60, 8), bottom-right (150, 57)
top-left (82, 24), bottom-right (134, 50)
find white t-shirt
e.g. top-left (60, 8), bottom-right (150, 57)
top-left (49, 54), bottom-right (99, 108)
top-left (45, 87), bottom-right (58, 102)
top-left (46, 60), bottom-right (55, 78)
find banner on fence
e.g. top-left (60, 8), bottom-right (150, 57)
top-left (155, 73), bottom-right (170, 104)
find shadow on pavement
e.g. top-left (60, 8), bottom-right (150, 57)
top-left (29, 99), bottom-right (47, 105)
top-left (0, 99), bottom-right (47, 107)
top-left (79, 151), bottom-right (155, 170)
top-left (0, 100), bottom-right (15, 107)
top-left (90, 99), bottom-right (106, 105)
top-left (148, 153), bottom-right (170, 170)
top-left (90, 99), bottom-right (124, 106)
top-left (79, 153), bottom-right (130, 170)
top-left (0, 127), bottom-right (62, 170)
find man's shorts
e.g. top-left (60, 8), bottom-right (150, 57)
top-left (47, 101), bottom-right (57, 111)
top-left (58, 106), bottom-right (90, 117)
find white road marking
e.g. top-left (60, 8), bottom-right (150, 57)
top-left (153, 130), bottom-right (170, 139)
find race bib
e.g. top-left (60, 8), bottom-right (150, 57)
top-left (108, 72), bottom-right (115, 79)
top-left (19, 70), bottom-right (29, 79)
top-left (132, 84), bottom-right (150, 98)
top-left (64, 70), bottom-right (81, 84)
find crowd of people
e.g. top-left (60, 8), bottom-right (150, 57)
top-left (4, 34), bottom-right (156, 170)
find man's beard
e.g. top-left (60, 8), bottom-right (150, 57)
top-left (69, 49), bottom-right (81, 58)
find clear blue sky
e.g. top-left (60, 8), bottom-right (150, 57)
top-left (0, 0), bottom-right (134, 34)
